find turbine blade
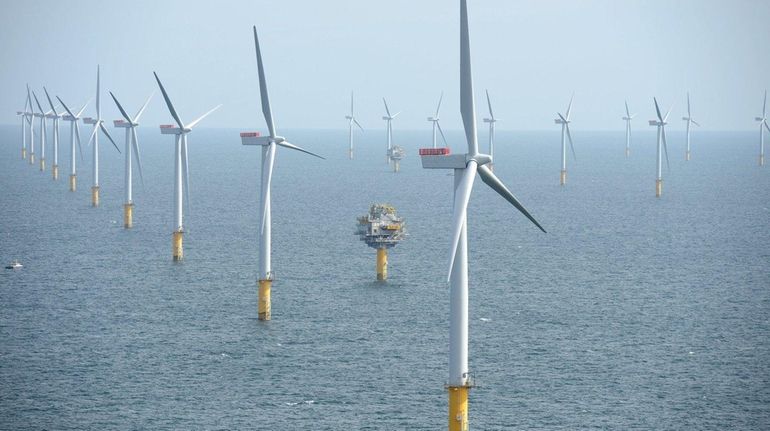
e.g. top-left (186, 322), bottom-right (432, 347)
top-left (186, 104), bottom-right (222, 129)
top-left (254, 26), bottom-right (277, 138)
top-left (764, 121), bottom-right (770, 134)
top-left (691, 119), bottom-right (701, 127)
top-left (131, 128), bottom-right (145, 189)
top-left (134, 91), bottom-right (155, 122)
top-left (653, 97), bottom-right (663, 122)
top-left (687, 92), bottom-right (691, 117)
top-left (260, 142), bottom-right (276, 235)
top-left (478, 164), bottom-right (546, 233)
top-left (383, 98), bottom-right (392, 117)
top-left (566, 93), bottom-right (574, 120)
top-left (436, 120), bottom-right (449, 147)
top-left (486, 89), bottom-right (494, 119)
top-left (75, 121), bottom-right (84, 161)
top-left (763, 90), bottom-right (767, 118)
top-left (391, 111), bottom-right (401, 119)
top-left (182, 136), bottom-right (191, 212)
top-left (32, 90), bottom-right (44, 114)
top-left (664, 105), bottom-right (673, 122)
top-left (350, 91), bottom-right (354, 116)
top-left (436, 92), bottom-right (444, 117)
top-left (460, 0), bottom-right (478, 155)
top-left (153, 72), bottom-right (185, 130)
top-left (662, 126), bottom-right (670, 170)
top-left (100, 123), bottom-right (120, 153)
top-left (43, 87), bottom-right (57, 115)
top-left (56, 96), bottom-right (76, 118)
top-left (96, 65), bottom-right (100, 119)
top-left (565, 123), bottom-right (576, 161)
top-left (109, 91), bottom-right (133, 123)
top-left (447, 161), bottom-right (477, 282)
top-left (87, 124), bottom-right (98, 147)
top-left (276, 141), bottom-right (325, 159)
top-left (76, 99), bottom-right (91, 117)
top-left (625, 100), bottom-right (630, 117)
top-left (354, 118), bottom-right (364, 132)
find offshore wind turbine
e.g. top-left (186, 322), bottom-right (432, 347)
top-left (345, 92), bottom-right (364, 159)
top-left (681, 92), bottom-right (700, 161)
top-left (17, 90), bottom-right (33, 160)
top-left (43, 87), bottom-right (63, 180)
top-left (622, 101), bottom-right (635, 157)
top-left (110, 91), bottom-right (153, 228)
top-left (649, 98), bottom-right (671, 197)
top-left (83, 66), bottom-right (120, 207)
top-left (56, 96), bottom-right (89, 192)
top-left (382, 98), bottom-right (400, 164)
top-left (554, 94), bottom-right (576, 185)
top-left (26, 86), bottom-right (36, 165)
top-left (419, 1), bottom-right (546, 428)
top-left (31, 90), bottom-right (49, 172)
top-left (482, 90), bottom-right (499, 170)
top-left (755, 90), bottom-right (769, 166)
top-left (154, 72), bottom-right (221, 261)
top-left (427, 92), bottom-right (448, 149)
top-left (242, 25), bottom-right (324, 321)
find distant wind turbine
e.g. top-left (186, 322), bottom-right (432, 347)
top-left (345, 92), bottom-right (364, 159)
top-left (681, 92), bottom-right (700, 161)
top-left (83, 66), bottom-right (121, 207)
top-left (622, 101), bottom-right (635, 157)
top-left (382, 98), bottom-right (400, 164)
top-left (649, 97), bottom-right (672, 197)
top-left (56, 96), bottom-right (89, 192)
top-left (17, 89), bottom-right (33, 160)
top-left (554, 94), bottom-right (576, 185)
top-left (31, 90), bottom-right (49, 172)
top-left (427, 92), bottom-right (448, 149)
top-left (755, 90), bottom-right (769, 166)
top-left (26, 86), bottom-right (36, 165)
top-left (482, 90), bottom-right (499, 170)
top-left (154, 72), bottom-right (221, 261)
top-left (43, 87), bottom-right (63, 180)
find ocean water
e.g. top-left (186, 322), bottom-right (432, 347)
top-left (1, 124), bottom-right (769, 430)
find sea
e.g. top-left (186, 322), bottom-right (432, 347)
top-left (1, 124), bottom-right (768, 430)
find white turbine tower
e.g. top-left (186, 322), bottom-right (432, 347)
top-left (31, 90), bottom-right (49, 172)
top-left (649, 97), bottom-right (671, 198)
top-left (110, 91), bottom-right (153, 228)
top-left (482, 90), bottom-right (499, 170)
top-left (681, 92), bottom-right (700, 161)
top-left (242, 26), bottom-right (324, 321)
top-left (622, 101), bottom-right (635, 157)
top-left (56, 96), bottom-right (89, 192)
top-left (345, 92), bottom-right (364, 159)
top-left (43, 87), bottom-right (63, 180)
top-left (382, 98), bottom-right (400, 164)
top-left (554, 95), bottom-right (576, 185)
top-left (83, 66), bottom-right (120, 207)
top-left (419, 1), bottom-right (546, 429)
top-left (755, 90), bottom-right (769, 166)
top-left (17, 90), bottom-right (33, 160)
top-left (26, 86), bottom-right (37, 165)
top-left (427, 92), bottom-right (449, 149)
top-left (154, 72), bottom-right (221, 261)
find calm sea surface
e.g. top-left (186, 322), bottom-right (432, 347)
top-left (1, 124), bottom-right (768, 430)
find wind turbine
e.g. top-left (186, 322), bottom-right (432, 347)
top-left (241, 25), bottom-right (324, 321)
top-left (382, 98), bottom-right (400, 164)
top-left (482, 90), bottom-right (499, 170)
top-left (681, 92), bottom-right (700, 161)
top-left (649, 97), bottom-right (671, 197)
top-left (427, 92), bottom-right (448, 149)
top-left (110, 91), bottom-right (153, 228)
top-left (622, 101), bottom-right (635, 157)
top-left (554, 94), bottom-right (576, 185)
top-left (43, 87), bottom-right (63, 180)
top-left (419, 1), bottom-right (546, 429)
top-left (82, 66), bottom-right (120, 207)
top-left (154, 72), bottom-right (221, 261)
top-left (56, 96), bottom-right (89, 192)
top-left (31, 90), bottom-right (49, 172)
top-left (26, 86), bottom-right (36, 165)
top-left (755, 90), bottom-right (769, 166)
top-left (345, 92), bottom-right (364, 159)
top-left (17, 90), bottom-right (33, 160)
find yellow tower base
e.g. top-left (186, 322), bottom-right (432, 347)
top-left (39, 158), bottom-right (45, 172)
top-left (393, 160), bottom-right (400, 173)
top-left (625, 147), bottom-right (630, 157)
top-left (685, 151), bottom-right (691, 161)
top-left (377, 248), bottom-right (388, 281)
top-left (52, 164), bottom-right (59, 180)
top-left (91, 186), bottom-right (100, 207)
top-left (258, 279), bottom-right (272, 320)
top-left (29, 154), bottom-right (35, 164)
top-left (760, 154), bottom-right (765, 166)
top-left (448, 386), bottom-right (469, 431)
top-left (124, 203), bottom-right (134, 228)
top-left (655, 179), bottom-right (663, 198)
top-left (172, 231), bottom-right (184, 261)
top-left (560, 169), bottom-right (567, 186)
top-left (69, 174), bottom-right (77, 192)
top-left (349, 149), bottom-right (353, 159)
top-left (22, 148), bottom-right (26, 159)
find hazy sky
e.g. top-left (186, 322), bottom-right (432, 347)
top-left (2, 0), bottom-right (769, 132)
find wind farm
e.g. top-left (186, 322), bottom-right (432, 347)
top-left (1, 1), bottom-right (769, 430)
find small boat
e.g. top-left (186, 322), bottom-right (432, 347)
top-left (5, 260), bottom-right (22, 270)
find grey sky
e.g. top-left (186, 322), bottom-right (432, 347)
top-left (1, 0), bottom-right (768, 132)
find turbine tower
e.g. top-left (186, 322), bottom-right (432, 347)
top-left (26, 86), bottom-right (36, 165)
top-left (427, 92), bottom-right (448, 149)
top-left (57, 96), bottom-right (89, 192)
top-left (382, 98), bottom-right (400, 164)
top-left (681, 92), bottom-right (700, 161)
top-left (345, 92), bottom-right (364, 159)
top-left (649, 98), bottom-right (671, 197)
top-left (419, 1), bottom-right (546, 429)
top-left (31, 90), bottom-right (48, 172)
top-left (755, 90), bottom-right (769, 166)
top-left (110, 91), bottom-right (153, 228)
top-left (482, 90), bottom-right (499, 170)
top-left (17, 90), bottom-right (33, 160)
top-left (241, 26), bottom-right (324, 321)
top-left (154, 72), bottom-right (221, 261)
top-left (82, 66), bottom-right (120, 207)
top-left (622, 101), bottom-right (635, 157)
top-left (43, 87), bottom-right (63, 180)
top-left (554, 95), bottom-right (576, 185)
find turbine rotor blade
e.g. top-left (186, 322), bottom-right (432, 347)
top-left (486, 89), bottom-right (494, 119)
top-left (662, 126), bottom-right (670, 170)
top-left (447, 161), bottom-right (478, 282)
top-left (436, 92), bottom-right (444, 117)
top-left (565, 123), bottom-right (576, 161)
top-left (477, 164), bottom-right (546, 233)
top-left (566, 93), bottom-right (574, 120)
top-left (56, 96), bottom-right (76, 118)
top-left (254, 26), bottom-right (277, 138)
top-left (32, 90), bottom-right (44, 114)
top-left (76, 99), bottom-right (91, 118)
top-left (383, 98), bottom-right (392, 117)
top-left (276, 141), bottom-right (325, 159)
top-left (96, 65), bottom-right (101, 119)
top-left (153, 72), bottom-right (186, 130)
top-left (43, 87), bottom-right (57, 115)
top-left (653, 97), bottom-right (663, 122)
top-left (460, 0), bottom-right (478, 155)
top-left (691, 119), bottom-right (701, 127)
top-left (75, 121), bottom-right (84, 161)
top-left (87, 124), bottom-right (98, 147)
top-left (354, 118), bottom-right (364, 132)
top-left (625, 100), bottom-right (630, 117)
top-left (131, 127), bottom-right (145, 189)
top-left (182, 136), bottom-right (191, 212)
top-left (186, 104), bottom-right (222, 130)
top-left (109, 91), bottom-right (133, 124)
top-left (436, 120), bottom-right (449, 147)
top-left (100, 123), bottom-right (120, 153)
top-left (664, 105), bottom-right (673, 122)
top-left (260, 142), bottom-right (276, 235)
top-left (134, 91), bottom-right (155, 122)
top-left (687, 92), bottom-right (691, 117)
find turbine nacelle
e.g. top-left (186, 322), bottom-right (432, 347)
top-left (649, 120), bottom-right (666, 126)
top-left (420, 151), bottom-right (492, 169)
top-left (756, 117), bottom-right (766, 122)
top-left (554, 117), bottom-right (570, 124)
top-left (483, 117), bottom-right (498, 123)
top-left (114, 119), bottom-right (138, 128)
